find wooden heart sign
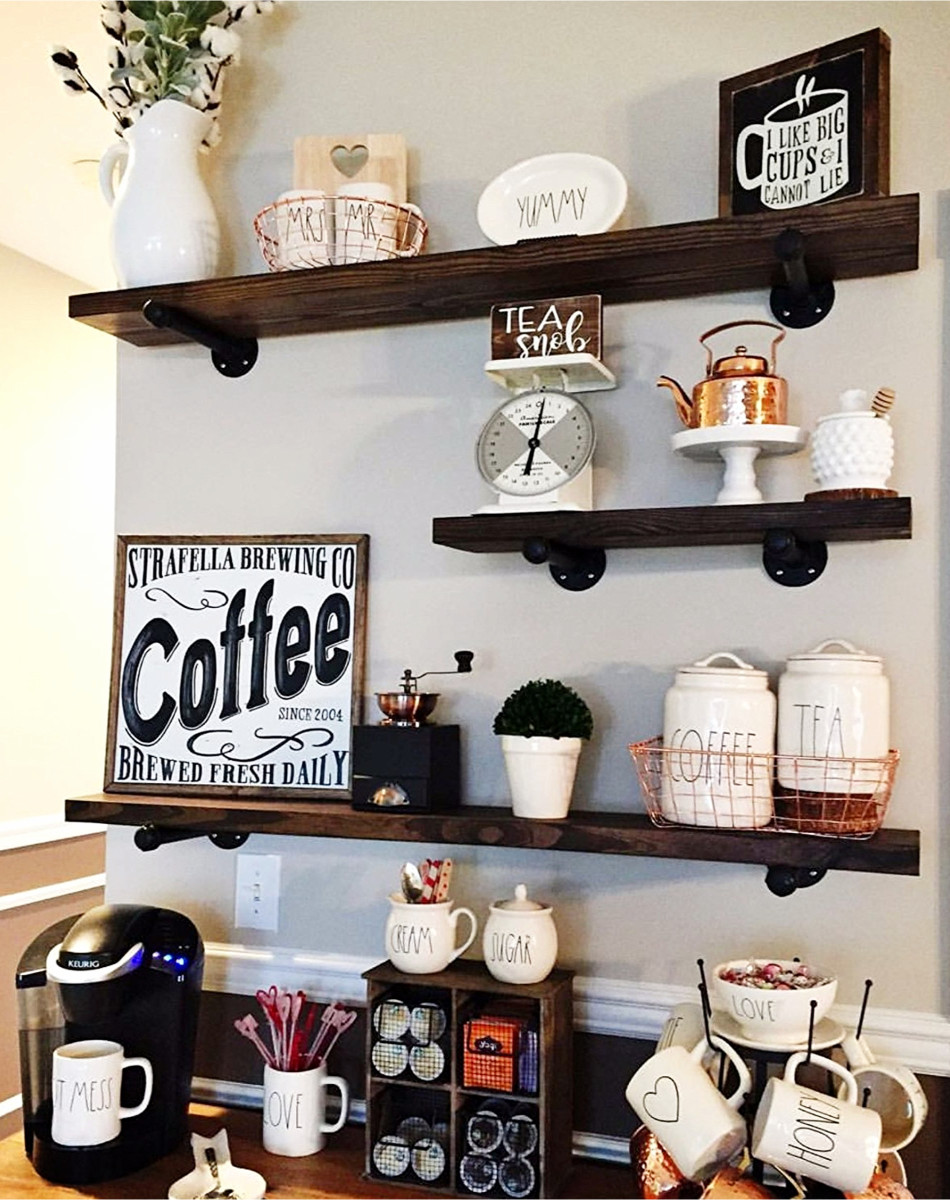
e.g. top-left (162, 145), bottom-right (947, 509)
top-left (294, 133), bottom-right (408, 204)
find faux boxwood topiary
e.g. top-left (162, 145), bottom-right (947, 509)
top-left (493, 678), bottom-right (593, 740)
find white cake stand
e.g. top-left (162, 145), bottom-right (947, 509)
top-left (671, 424), bottom-right (807, 504)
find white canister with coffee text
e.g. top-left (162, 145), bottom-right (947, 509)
top-left (777, 639), bottom-right (889, 791)
top-left (661, 651), bottom-right (775, 828)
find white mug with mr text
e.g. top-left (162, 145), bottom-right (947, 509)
top-left (51, 1039), bottom-right (153, 1147)
top-left (262, 1063), bottom-right (350, 1156)
top-left (840, 1033), bottom-right (928, 1152)
top-left (752, 1050), bottom-right (881, 1194)
top-left (625, 1034), bottom-right (751, 1182)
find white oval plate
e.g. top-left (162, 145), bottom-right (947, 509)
top-left (477, 152), bottom-right (627, 244)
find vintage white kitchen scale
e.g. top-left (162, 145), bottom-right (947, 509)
top-left (475, 293), bottom-right (616, 514)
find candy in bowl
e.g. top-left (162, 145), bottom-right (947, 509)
top-left (712, 958), bottom-right (837, 1045)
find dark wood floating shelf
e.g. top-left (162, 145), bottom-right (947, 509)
top-left (66, 793), bottom-right (919, 881)
top-left (69, 193), bottom-right (919, 347)
top-left (432, 497), bottom-right (913, 554)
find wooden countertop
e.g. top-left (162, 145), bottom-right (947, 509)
top-left (1, 1105), bottom-right (632, 1199)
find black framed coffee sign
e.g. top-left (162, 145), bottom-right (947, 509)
top-left (105, 534), bottom-right (368, 799)
top-left (719, 28), bottom-right (889, 217)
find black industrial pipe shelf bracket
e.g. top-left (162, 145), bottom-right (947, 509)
top-left (764, 865), bottom-right (828, 897)
top-left (762, 528), bottom-right (828, 587)
top-left (522, 536), bottom-right (607, 591)
top-left (142, 299), bottom-right (259, 377)
top-left (133, 824), bottom-right (250, 852)
top-left (770, 228), bottom-right (836, 329)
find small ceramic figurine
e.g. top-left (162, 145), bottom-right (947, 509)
top-left (808, 387), bottom-right (896, 496)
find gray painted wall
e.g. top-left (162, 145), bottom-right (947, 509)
top-left (105, 3), bottom-right (950, 1016)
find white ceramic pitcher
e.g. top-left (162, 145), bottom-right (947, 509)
top-left (99, 98), bottom-right (221, 288)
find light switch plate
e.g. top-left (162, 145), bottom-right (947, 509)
top-left (234, 853), bottom-right (281, 931)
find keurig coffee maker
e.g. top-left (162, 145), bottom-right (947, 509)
top-left (16, 903), bottom-right (203, 1184)
top-left (352, 651), bottom-right (473, 812)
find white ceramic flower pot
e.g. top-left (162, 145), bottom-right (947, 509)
top-left (500, 735), bottom-right (582, 819)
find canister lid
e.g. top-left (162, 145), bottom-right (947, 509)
top-left (676, 650), bottom-right (768, 682)
top-left (491, 884), bottom-right (549, 913)
top-left (787, 638), bottom-right (883, 668)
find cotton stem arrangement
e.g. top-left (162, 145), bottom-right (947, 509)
top-left (50, 1), bottom-right (275, 149)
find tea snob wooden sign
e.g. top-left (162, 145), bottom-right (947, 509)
top-left (719, 28), bottom-right (890, 216)
top-left (490, 295), bottom-right (602, 363)
top-left (105, 534), bottom-right (367, 799)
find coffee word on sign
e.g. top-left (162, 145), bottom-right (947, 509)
top-left (784, 1092), bottom-right (845, 1175)
top-left (490, 294), bottom-right (602, 362)
top-left (108, 536), bottom-right (366, 796)
top-left (390, 923), bottom-right (434, 957)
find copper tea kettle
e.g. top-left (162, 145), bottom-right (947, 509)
top-left (657, 320), bottom-right (788, 428)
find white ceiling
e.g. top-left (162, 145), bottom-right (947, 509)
top-left (0, 2), bottom-right (115, 288)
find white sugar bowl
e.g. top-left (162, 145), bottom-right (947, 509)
top-left (482, 884), bottom-right (557, 985)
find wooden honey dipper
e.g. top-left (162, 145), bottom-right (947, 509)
top-left (872, 386), bottom-right (895, 417)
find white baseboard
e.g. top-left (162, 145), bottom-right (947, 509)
top-left (0, 873), bottom-right (106, 913)
top-left (0, 815), bottom-right (104, 853)
top-left (0, 1094), bottom-right (22, 1119)
top-left (191, 1078), bottom-right (622, 1163)
top-left (204, 941), bottom-right (950, 1077)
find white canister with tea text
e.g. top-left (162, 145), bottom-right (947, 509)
top-left (777, 639), bottom-right (889, 791)
top-left (662, 651), bottom-right (775, 828)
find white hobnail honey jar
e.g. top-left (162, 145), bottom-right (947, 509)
top-left (661, 651), bottom-right (776, 829)
top-left (809, 389), bottom-right (894, 492)
top-left (777, 638), bottom-right (889, 791)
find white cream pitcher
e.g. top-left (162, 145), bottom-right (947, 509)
top-left (385, 895), bottom-right (477, 974)
top-left (662, 651), bottom-right (775, 828)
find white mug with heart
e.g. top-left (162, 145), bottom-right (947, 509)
top-left (751, 1051), bottom-right (881, 1193)
top-left (624, 1034), bottom-right (751, 1181)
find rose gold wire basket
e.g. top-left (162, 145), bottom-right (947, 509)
top-left (628, 737), bottom-right (899, 839)
top-left (253, 195), bottom-right (427, 271)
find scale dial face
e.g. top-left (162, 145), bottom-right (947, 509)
top-left (476, 388), bottom-right (595, 497)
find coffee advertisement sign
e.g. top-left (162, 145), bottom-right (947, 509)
top-left (719, 29), bottom-right (889, 217)
top-left (105, 534), bottom-right (367, 799)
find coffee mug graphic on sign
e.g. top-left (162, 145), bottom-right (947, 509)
top-left (736, 75), bottom-right (849, 209)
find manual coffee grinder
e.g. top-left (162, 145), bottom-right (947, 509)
top-left (351, 651), bottom-right (473, 812)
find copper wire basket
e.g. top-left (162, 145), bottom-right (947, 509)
top-left (628, 737), bottom-right (900, 838)
top-left (253, 195), bottom-right (427, 271)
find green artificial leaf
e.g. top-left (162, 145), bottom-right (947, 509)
top-left (127, 2), bottom-right (158, 20)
